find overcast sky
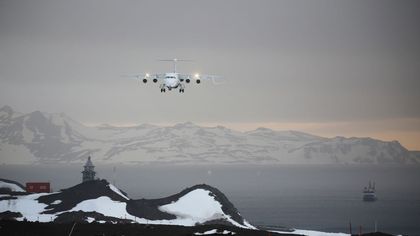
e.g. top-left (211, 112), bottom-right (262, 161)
top-left (1, 0), bottom-right (419, 149)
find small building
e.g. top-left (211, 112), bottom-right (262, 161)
top-left (26, 182), bottom-right (50, 193)
top-left (82, 156), bottom-right (96, 182)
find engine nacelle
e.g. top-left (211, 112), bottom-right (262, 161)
top-left (153, 78), bottom-right (158, 83)
top-left (196, 79), bottom-right (201, 84)
top-left (143, 79), bottom-right (147, 83)
top-left (186, 79), bottom-right (190, 83)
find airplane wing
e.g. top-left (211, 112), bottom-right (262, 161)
top-left (179, 74), bottom-right (225, 85)
top-left (121, 73), bottom-right (164, 80)
top-left (198, 74), bottom-right (226, 85)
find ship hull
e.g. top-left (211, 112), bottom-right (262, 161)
top-left (363, 193), bottom-right (377, 202)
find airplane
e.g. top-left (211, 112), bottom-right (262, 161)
top-left (123, 59), bottom-right (222, 93)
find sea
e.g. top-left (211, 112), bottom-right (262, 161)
top-left (1, 164), bottom-right (419, 236)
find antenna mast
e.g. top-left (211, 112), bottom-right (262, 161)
top-left (112, 166), bottom-right (116, 186)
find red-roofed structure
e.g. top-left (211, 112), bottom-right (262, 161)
top-left (26, 182), bottom-right (50, 193)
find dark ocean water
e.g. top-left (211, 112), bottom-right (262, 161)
top-left (1, 164), bottom-right (419, 235)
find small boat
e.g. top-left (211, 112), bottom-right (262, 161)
top-left (363, 181), bottom-right (377, 202)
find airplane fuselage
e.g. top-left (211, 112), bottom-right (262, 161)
top-left (163, 72), bottom-right (180, 89)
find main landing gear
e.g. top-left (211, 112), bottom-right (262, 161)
top-left (160, 84), bottom-right (166, 93)
top-left (179, 83), bottom-right (185, 93)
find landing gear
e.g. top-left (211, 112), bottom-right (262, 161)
top-left (160, 84), bottom-right (166, 93)
top-left (179, 83), bottom-right (185, 93)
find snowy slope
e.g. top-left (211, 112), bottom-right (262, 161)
top-left (159, 189), bottom-right (229, 224)
top-left (0, 105), bottom-right (418, 165)
top-left (158, 189), bottom-right (253, 228)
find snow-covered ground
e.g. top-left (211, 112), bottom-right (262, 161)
top-left (271, 229), bottom-right (350, 236)
top-left (0, 192), bottom-right (57, 222)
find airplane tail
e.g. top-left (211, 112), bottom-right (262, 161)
top-left (158, 58), bottom-right (193, 73)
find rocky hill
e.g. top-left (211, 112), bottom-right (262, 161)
top-left (0, 105), bottom-right (418, 165)
top-left (0, 179), bottom-right (254, 228)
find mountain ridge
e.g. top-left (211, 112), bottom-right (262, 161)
top-left (0, 105), bottom-right (418, 165)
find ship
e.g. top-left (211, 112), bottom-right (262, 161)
top-left (363, 181), bottom-right (377, 202)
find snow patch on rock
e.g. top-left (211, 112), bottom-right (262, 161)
top-left (108, 184), bottom-right (129, 200)
top-left (50, 200), bottom-right (62, 205)
top-left (69, 196), bottom-right (132, 219)
top-left (194, 229), bottom-right (236, 235)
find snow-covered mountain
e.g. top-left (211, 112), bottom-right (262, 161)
top-left (0, 105), bottom-right (418, 165)
top-left (0, 179), bottom-right (254, 228)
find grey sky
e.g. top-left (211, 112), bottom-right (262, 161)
top-left (1, 0), bottom-right (420, 146)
